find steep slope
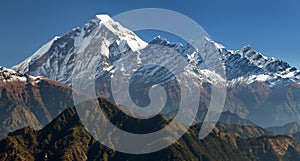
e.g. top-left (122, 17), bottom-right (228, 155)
top-left (12, 14), bottom-right (227, 128)
top-left (149, 36), bottom-right (300, 83)
top-left (0, 65), bottom-right (254, 141)
top-left (0, 98), bottom-right (299, 161)
top-left (12, 14), bottom-right (300, 128)
top-left (227, 79), bottom-right (300, 127)
top-left (151, 36), bottom-right (300, 127)
top-left (0, 66), bottom-right (77, 137)
top-left (13, 14), bottom-right (147, 85)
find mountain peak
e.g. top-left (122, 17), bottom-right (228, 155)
top-left (149, 35), bottom-right (170, 46)
top-left (95, 14), bottom-right (112, 23)
top-left (13, 14), bottom-right (148, 84)
top-left (240, 45), bottom-right (253, 51)
top-left (202, 36), bottom-right (225, 49)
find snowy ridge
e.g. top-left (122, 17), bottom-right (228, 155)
top-left (0, 66), bottom-right (41, 83)
top-left (198, 38), bottom-right (299, 82)
top-left (13, 14), bottom-right (147, 85)
top-left (227, 45), bottom-right (300, 86)
top-left (12, 14), bottom-right (300, 88)
top-left (14, 36), bottom-right (60, 73)
top-left (149, 36), bottom-right (300, 86)
top-left (96, 14), bottom-right (113, 24)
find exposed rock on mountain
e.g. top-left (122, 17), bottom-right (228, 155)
top-left (0, 66), bottom-right (77, 137)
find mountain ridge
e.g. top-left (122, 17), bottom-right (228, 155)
top-left (0, 98), bottom-right (299, 161)
top-left (11, 14), bottom-right (300, 128)
top-left (0, 66), bottom-right (78, 138)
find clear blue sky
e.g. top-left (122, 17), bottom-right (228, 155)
top-left (0, 0), bottom-right (299, 68)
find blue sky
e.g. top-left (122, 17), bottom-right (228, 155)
top-left (0, 0), bottom-right (299, 68)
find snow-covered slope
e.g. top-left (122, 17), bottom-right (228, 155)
top-left (147, 36), bottom-right (300, 127)
top-left (149, 36), bottom-right (300, 86)
top-left (12, 14), bottom-right (300, 127)
top-left (0, 66), bottom-right (42, 83)
top-left (13, 14), bottom-right (147, 85)
top-left (13, 14), bottom-right (300, 88)
top-left (14, 36), bottom-right (60, 74)
top-left (225, 45), bottom-right (300, 85)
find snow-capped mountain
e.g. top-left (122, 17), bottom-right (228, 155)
top-left (13, 14), bottom-right (300, 87)
top-left (149, 36), bottom-right (300, 86)
top-left (12, 14), bottom-right (300, 127)
top-left (14, 14), bottom-right (147, 86)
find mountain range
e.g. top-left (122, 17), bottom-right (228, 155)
top-left (0, 14), bottom-right (300, 160)
top-left (12, 14), bottom-right (300, 128)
